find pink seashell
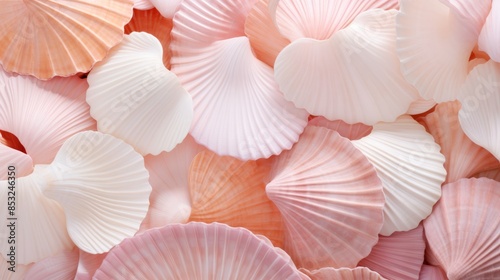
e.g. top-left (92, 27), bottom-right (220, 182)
top-left (419, 265), bottom-right (447, 280)
top-left (308, 117), bottom-right (372, 140)
top-left (478, 0), bottom-right (500, 62)
top-left (149, 0), bottom-right (184, 18)
top-left (0, 255), bottom-right (31, 279)
top-left (406, 98), bottom-right (437, 115)
top-left (93, 222), bottom-right (303, 279)
top-left (0, 0), bottom-right (134, 79)
top-left (422, 101), bottom-right (500, 183)
top-left (300, 267), bottom-right (386, 280)
top-left (24, 247), bottom-right (79, 280)
top-left (474, 168), bottom-right (500, 182)
top-left (0, 144), bottom-right (33, 180)
top-left (358, 224), bottom-right (426, 280)
top-left (0, 68), bottom-right (96, 165)
top-left (274, 9), bottom-right (419, 125)
top-left (266, 126), bottom-right (385, 269)
top-left (75, 251), bottom-right (107, 280)
top-left (188, 150), bottom-right (285, 247)
top-left (352, 115), bottom-right (446, 235)
top-left (424, 178), bottom-right (500, 279)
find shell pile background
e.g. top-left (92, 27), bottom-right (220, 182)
top-left (1, 0), bottom-right (500, 279)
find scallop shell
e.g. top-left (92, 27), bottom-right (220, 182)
top-left (274, 9), bottom-right (418, 125)
top-left (423, 100), bottom-right (500, 183)
top-left (149, 0), bottom-right (183, 18)
top-left (358, 224), bottom-right (425, 280)
top-left (133, 0), bottom-right (154, 10)
top-left (406, 98), bottom-right (436, 115)
top-left (75, 251), bottom-right (107, 280)
top-left (352, 115), bottom-right (446, 235)
top-left (24, 247), bottom-right (79, 280)
top-left (93, 222), bottom-right (303, 279)
top-left (478, 0), bottom-right (500, 62)
top-left (0, 144), bottom-right (33, 180)
top-left (424, 178), bottom-right (500, 279)
top-left (299, 267), bottom-right (386, 280)
top-left (308, 117), bottom-right (372, 140)
top-left (0, 68), bottom-right (96, 164)
top-left (188, 150), bottom-right (285, 247)
top-left (0, 256), bottom-right (30, 280)
top-left (266, 126), bottom-right (385, 269)
top-left (0, 0), bottom-right (133, 79)
top-left (41, 131), bottom-right (152, 254)
top-left (419, 265), bottom-right (447, 280)
top-left (86, 32), bottom-right (193, 156)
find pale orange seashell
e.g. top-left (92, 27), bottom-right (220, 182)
top-left (423, 101), bottom-right (500, 183)
top-left (358, 224), bottom-right (425, 280)
top-left (419, 265), bottom-right (447, 280)
top-left (75, 251), bottom-right (107, 280)
top-left (188, 150), bottom-right (285, 247)
top-left (424, 178), bottom-right (500, 279)
top-left (299, 267), bottom-right (386, 280)
top-left (24, 247), bottom-right (79, 280)
top-left (0, 0), bottom-right (134, 79)
top-left (474, 168), bottom-right (500, 182)
top-left (125, 8), bottom-right (173, 69)
top-left (244, 0), bottom-right (290, 67)
top-left (406, 98), bottom-right (437, 115)
top-left (93, 222), bottom-right (304, 279)
top-left (308, 117), bottom-right (372, 140)
top-left (266, 126), bottom-right (385, 269)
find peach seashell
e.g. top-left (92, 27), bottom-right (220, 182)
top-left (358, 224), bottom-right (425, 280)
top-left (474, 168), bottom-right (500, 182)
top-left (424, 178), bottom-right (500, 279)
top-left (478, 1), bottom-right (500, 62)
top-left (40, 131), bottom-right (152, 254)
top-left (0, 68), bottom-right (96, 165)
top-left (396, 0), bottom-right (490, 102)
top-left (0, 256), bottom-right (30, 280)
top-left (352, 115), bottom-right (446, 235)
top-left (458, 59), bottom-right (500, 161)
top-left (266, 126), bottom-right (385, 269)
top-left (139, 135), bottom-right (204, 232)
top-left (0, 168), bottom-right (74, 264)
top-left (406, 98), bottom-right (437, 115)
top-left (0, 144), bottom-right (33, 180)
top-left (124, 8), bottom-right (173, 69)
top-left (299, 267), bottom-right (386, 280)
top-left (149, 0), bottom-right (183, 18)
top-left (423, 101), bottom-right (500, 183)
top-left (188, 150), bottom-right (285, 247)
top-left (244, 0), bottom-right (290, 67)
top-left (93, 222), bottom-right (304, 279)
top-left (75, 251), bottom-right (107, 280)
top-left (419, 265), bottom-right (447, 280)
top-left (274, 9), bottom-right (419, 125)
top-left (0, 0), bottom-right (134, 80)
top-left (308, 117), bottom-right (372, 140)
top-left (24, 247), bottom-right (79, 280)
top-left (133, 0), bottom-right (154, 10)
top-left (86, 32), bottom-right (193, 156)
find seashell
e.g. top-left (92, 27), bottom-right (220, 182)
top-left (0, 0), bottom-right (133, 79)
top-left (299, 267), bottom-right (386, 280)
top-left (149, 0), bottom-right (184, 18)
top-left (423, 101), bottom-right (500, 183)
top-left (86, 32), bottom-right (193, 156)
top-left (457, 59), bottom-right (500, 161)
top-left (124, 8), bottom-right (173, 69)
top-left (478, 1), bottom-right (500, 62)
top-left (0, 168), bottom-right (74, 264)
top-left (352, 115), bottom-right (446, 235)
top-left (406, 98), bottom-right (436, 115)
top-left (0, 130), bottom-right (26, 154)
top-left (358, 224), bottom-right (425, 280)
top-left (396, 0), bottom-right (490, 102)
top-left (266, 126), bottom-right (385, 269)
top-left (419, 265), bottom-right (447, 280)
top-left (139, 135), bottom-right (204, 232)
top-left (274, 9), bottom-right (418, 125)
top-left (75, 251), bottom-right (107, 280)
top-left (93, 222), bottom-right (303, 279)
top-left (24, 247), bottom-right (79, 280)
top-left (0, 144), bottom-right (33, 180)
top-left (188, 150), bottom-right (285, 247)
top-left (308, 117), bottom-right (372, 140)
top-left (0, 68), bottom-right (96, 165)
top-left (244, 0), bottom-right (290, 67)
top-left (0, 256), bottom-right (30, 280)
top-left (41, 131), bottom-right (152, 254)
top-left (133, 0), bottom-right (154, 10)
top-left (424, 178), bottom-right (500, 279)
top-left (474, 168), bottom-right (500, 182)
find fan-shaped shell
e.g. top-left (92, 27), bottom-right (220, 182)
top-left (24, 247), bottom-right (79, 280)
top-left (266, 126), bottom-right (385, 269)
top-left (75, 251), bottom-right (107, 280)
top-left (0, 144), bottom-right (33, 180)
top-left (0, 256), bottom-right (30, 280)
top-left (419, 265), bottom-right (447, 280)
top-left (308, 117), bottom-right (372, 140)
top-left (93, 222), bottom-right (303, 279)
top-left (299, 267), bottom-right (386, 280)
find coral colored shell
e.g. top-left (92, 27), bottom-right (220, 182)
top-left (0, 0), bottom-right (133, 79)
top-left (0, 68), bottom-right (96, 165)
top-left (423, 101), bottom-right (500, 183)
top-left (458, 60), bottom-right (500, 161)
top-left (86, 32), bottom-right (193, 156)
top-left (244, 0), bottom-right (290, 67)
top-left (300, 267), bottom-right (386, 280)
top-left (274, 9), bottom-right (418, 125)
top-left (308, 117), bottom-right (372, 140)
top-left (24, 247), bottom-right (79, 280)
top-left (93, 222), bottom-right (303, 279)
top-left (266, 126), bottom-right (385, 269)
top-left (139, 135), bottom-right (204, 232)
top-left (419, 265), bottom-right (447, 280)
top-left (352, 115), bottom-right (446, 235)
top-left (188, 150), bottom-right (285, 247)
top-left (0, 169), bottom-right (73, 264)
top-left (41, 131), bottom-right (152, 254)
top-left (124, 8), bottom-right (173, 69)
top-left (474, 168), bottom-right (500, 182)
top-left (424, 178), bottom-right (500, 279)
top-left (358, 224), bottom-right (425, 280)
